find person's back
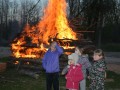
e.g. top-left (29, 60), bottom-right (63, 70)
top-left (78, 55), bottom-right (91, 77)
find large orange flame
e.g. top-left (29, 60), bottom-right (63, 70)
top-left (37, 0), bottom-right (77, 44)
top-left (11, 0), bottom-right (77, 58)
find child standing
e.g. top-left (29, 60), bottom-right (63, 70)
top-left (65, 56), bottom-right (84, 90)
top-left (89, 49), bottom-right (107, 90)
top-left (62, 46), bottom-right (91, 90)
top-left (77, 47), bottom-right (91, 90)
top-left (42, 41), bottom-right (63, 90)
top-left (61, 47), bottom-right (80, 75)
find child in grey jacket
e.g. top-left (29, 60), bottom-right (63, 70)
top-left (61, 46), bottom-right (91, 90)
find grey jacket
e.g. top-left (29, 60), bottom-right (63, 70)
top-left (78, 55), bottom-right (91, 77)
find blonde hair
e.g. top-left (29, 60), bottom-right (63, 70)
top-left (94, 49), bottom-right (105, 59)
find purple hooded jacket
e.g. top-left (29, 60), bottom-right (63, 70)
top-left (42, 44), bottom-right (63, 73)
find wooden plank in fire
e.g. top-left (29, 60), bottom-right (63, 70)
top-left (76, 31), bottom-right (95, 33)
top-left (20, 43), bottom-right (39, 48)
top-left (11, 44), bottom-right (39, 48)
top-left (11, 57), bottom-right (41, 64)
top-left (56, 38), bottom-right (78, 41)
top-left (10, 57), bottom-right (42, 70)
top-left (55, 38), bottom-right (78, 45)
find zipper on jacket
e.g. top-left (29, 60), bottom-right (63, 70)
top-left (73, 82), bottom-right (74, 89)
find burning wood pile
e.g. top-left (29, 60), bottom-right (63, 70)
top-left (10, 0), bottom-right (78, 79)
top-left (10, 56), bottom-right (41, 79)
top-left (11, 0), bottom-right (78, 59)
top-left (10, 0), bottom-right (94, 78)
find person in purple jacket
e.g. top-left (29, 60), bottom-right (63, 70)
top-left (42, 41), bottom-right (63, 90)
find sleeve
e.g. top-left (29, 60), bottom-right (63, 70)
top-left (84, 57), bottom-right (92, 69)
top-left (56, 44), bottom-right (63, 55)
top-left (65, 67), bottom-right (72, 80)
top-left (78, 56), bottom-right (91, 70)
top-left (61, 65), bottom-right (69, 75)
top-left (42, 53), bottom-right (47, 70)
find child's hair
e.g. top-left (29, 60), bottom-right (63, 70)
top-left (94, 49), bottom-right (105, 59)
top-left (76, 46), bottom-right (84, 55)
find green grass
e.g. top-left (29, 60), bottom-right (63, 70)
top-left (0, 68), bottom-right (120, 90)
top-left (0, 68), bottom-right (66, 90)
top-left (0, 57), bottom-right (10, 63)
top-left (105, 71), bottom-right (120, 89)
top-left (0, 57), bottom-right (120, 90)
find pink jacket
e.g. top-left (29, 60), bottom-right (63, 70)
top-left (65, 64), bottom-right (84, 90)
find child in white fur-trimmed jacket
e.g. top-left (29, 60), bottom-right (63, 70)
top-left (61, 46), bottom-right (91, 90)
top-left (61, 47), bottom-right (80, 75)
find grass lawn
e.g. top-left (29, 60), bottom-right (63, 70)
top-left (0, 57), bottom-right (120, 90)
top-left (0, 68), bottom-right (66, 90)
top-left (0, 68), bottom-right (120, 90)
top-left (105, 71), bottom-right (120, 89)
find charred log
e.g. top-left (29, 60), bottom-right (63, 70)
top-left (20, 65), bottom-right (41, 71)
top-left (10, 57), bottom-right (41, 63)
top-left (20, 43), bottom-right (38, 48)
top-left (19, 69), bottom-right (39, 79)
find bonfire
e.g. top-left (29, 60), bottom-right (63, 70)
top-left (11, 0), bottom-right (78, 58)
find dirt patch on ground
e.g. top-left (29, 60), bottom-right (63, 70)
top-left (0, 47), bottom-right (11, 58)
top-left (107, 64), bottom-right (120, 74)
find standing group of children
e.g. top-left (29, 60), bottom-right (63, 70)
top-left (42, 41), bottom-right (107, 90)
top-left (62, 46), bottom-right (107, 90)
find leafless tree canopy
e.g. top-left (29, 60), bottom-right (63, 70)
top-left (0, 0), bottom-right (120, 46)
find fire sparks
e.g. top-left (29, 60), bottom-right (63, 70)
top-left (11, 0), bottom-right (78, 58)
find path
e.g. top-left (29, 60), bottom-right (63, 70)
top-left (105, 52), bottom-right (120, 74)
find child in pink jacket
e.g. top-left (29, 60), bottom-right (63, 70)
top-left (65, 54), bottom-right (84, 90)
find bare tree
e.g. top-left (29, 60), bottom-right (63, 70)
top-left (68, 0), bottom-right (82, 18)
top-left (0, 0), bottom-right (10, 41)
top-left (20, 0), bottom-right (41, 26)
